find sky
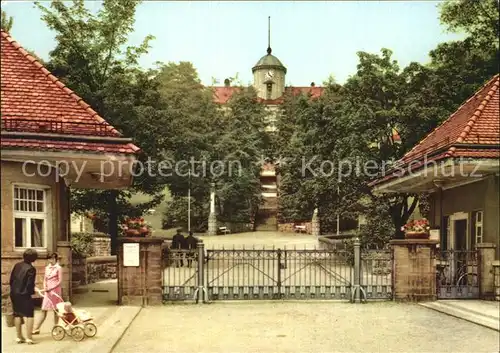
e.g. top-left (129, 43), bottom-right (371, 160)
top-left (2, 1), bottom-right (464, 87)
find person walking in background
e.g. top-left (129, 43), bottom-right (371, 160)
top-left (185, 231), bottom-right (199, 268)
top-left (171, 229), bottom-right (186, 267)
top-left (32, 253), bottom-right (63, 335)
top-left (9, 249), bottom-right (38, 345)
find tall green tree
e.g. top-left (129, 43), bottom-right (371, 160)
top-left (213, 86), bottom-right (269, 224)
top-left (440, 0), bottom-right (499, 48)
top-left (36, 0), bottom-right (165, 253)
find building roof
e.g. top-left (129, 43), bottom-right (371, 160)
top-left (370, 74), bottom-right (500, 186)
top-left (252, 52), bottom-right (287, 73)
top-left (0, 30), bottom-right (139, 154)
top-left (213, 85), bottom-right (324, 105)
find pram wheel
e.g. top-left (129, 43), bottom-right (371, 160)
top-left (51, 325), bottom-right (66, 341)
top-left (84, 323), bottom-right (97, 337)
top-left (71, 326), bottom-right (85, 341)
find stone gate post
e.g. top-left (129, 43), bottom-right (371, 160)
top-left (117, 237), bottom-right (163, 306)
top-left (208, 183), bottom-right (217, 236)
top-left (57, 241), bottom-right (72, 301)
top-left (476, 243), bottom-right (497, 299)
top-left (311, 208), bottom-right (320, 236)
top-left (390, 239), bottom-right (438, 301)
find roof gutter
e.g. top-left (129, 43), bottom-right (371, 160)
top-left (1, 131), bottom-right (134, 144)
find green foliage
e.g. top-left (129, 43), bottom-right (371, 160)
top-left (275, 5), bottom-right (498, 238)
top-left (357, 200), bottom-right (393, 250)
top-left (213, 87), bottom-right (268, 224)
top-left (71, 232), bottom-right (103, 258)
top-left (440, 0), bottom-right (499, 48)
top-left (37, 0), bottom-right (165, 253)
top-left (1, 10), bottom-right (13, 32)
top-left (162, 196), bottom-right (208, 232)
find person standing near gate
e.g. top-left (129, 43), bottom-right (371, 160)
top-left (171, 229), bottom-right (186, 267)
top-left (185, 231), bottom-right (199, 268)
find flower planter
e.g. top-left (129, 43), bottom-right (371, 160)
top-left (405, 231), bottom-right (429, 240)
top-left (126, 229), bottom-right (141, 237)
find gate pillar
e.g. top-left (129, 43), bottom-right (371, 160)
top-left (208, 183), bottom-right (217, 236)
top-left (476, 243), bottom-right (497, 299)
top-left (311, 208), bottom-right (320, 236)
top-left (390, 239), bottom-right (438, 302)
top-left (117, 237), bottom-right (164, 306)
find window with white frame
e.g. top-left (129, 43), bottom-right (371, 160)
top-left (13, 186), bottom-right (47, 248)
top-left (471, 210), bottom-right (483, 248)
top-left (474, 211), bottom-right (483, 244)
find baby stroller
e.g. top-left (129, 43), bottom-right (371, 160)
top-left (39, 290), bottom-right (97, 341)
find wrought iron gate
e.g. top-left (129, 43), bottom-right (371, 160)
top-left (162, 243), bottom-right (393, 302)
top-left (205, 248), bottom-right (353, 300)
top-left (436, 250), bottom-right (479, 299)
top-left (162, 249), bottom-right (200, 301)
top-left (361, 250), bottom-right (393, 300)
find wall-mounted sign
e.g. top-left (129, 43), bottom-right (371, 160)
top-left (123, 243), bottom-right (140, 267)
top-left (430, 229), bottom-right (440, 244)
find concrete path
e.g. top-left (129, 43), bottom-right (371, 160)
top-left (2, 280), bottom-right (140, 353)
top-left (419, 300), bottom-right (500, 331)
top-left (199, 231), bottom-right (319, 249)
top-left (113, 302), bottom-right (500, 353)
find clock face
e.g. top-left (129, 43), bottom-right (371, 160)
top-left (265, 70), bottom-right (274, 81)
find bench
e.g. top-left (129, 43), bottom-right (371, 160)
top-left (294, 225), bottom-right (306, 233)
top-left (219, 226), bottom-right (230, 235)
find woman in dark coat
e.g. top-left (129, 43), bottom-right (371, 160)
top-left (10, 248), bottom-right (38, 344)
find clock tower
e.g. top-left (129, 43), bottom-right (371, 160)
top-left (252, 17), bottom-right (287, 100)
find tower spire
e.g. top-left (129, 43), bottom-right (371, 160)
top-left (267, 16), bottom-right (272, 55)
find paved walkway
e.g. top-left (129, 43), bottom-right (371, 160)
top-left (199, 231), bottom-right (319, 249)
top-left (113, 302), bottom-right (500, 353)
top-left (419, 300), bottom-right (500, 331)
top-left (2, 280), bottom-right (140, 353)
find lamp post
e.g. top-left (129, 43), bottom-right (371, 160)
top-left (188, 168), bottom-right (191, 232)
top-left (336, 184), bottom-right (340, 235)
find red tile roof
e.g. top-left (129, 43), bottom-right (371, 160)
top-left (212, 86), bottom-right (324, 104)
top-left (0, 30), bottom-right (139, 154)
top-left (370, 74), bottom-right (500, 186)
top-left (401, 74), bottom-right (499, 163)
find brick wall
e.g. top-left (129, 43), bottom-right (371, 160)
top-left (72, 255), bottom-right (87, 288)
top-left (391, 239), bottom-right (438, 301)
top-left (278, 222), bottom-right (312, 234)
top-left (92, 236), bottom-right (111, 257)
top-left (117, 238), bottom-right (163, 306)
top-left (87, 256), bottom-right (117, 284)
top-left (493, 261), bottom-right (500, 301)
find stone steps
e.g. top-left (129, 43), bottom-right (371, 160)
top-left (419, 301), bottom-right (500, 331)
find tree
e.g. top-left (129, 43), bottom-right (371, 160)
top-left (439, 0), bottom-right (499, 48)
top-left (213, 86), bottom-right (269, 224)
top-left (158, 65), bottom-right (269, 230)
top-left (1, 9), bottom-right (13, 31)
top-left (36, 0), bottom-right (165, 254)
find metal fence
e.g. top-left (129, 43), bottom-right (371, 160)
top-left (162, 239), bottom-right (393, 303)
top-left (361, 250), bottom-right (393, 300)
top-left (435, 250), bottom-right (479, 299)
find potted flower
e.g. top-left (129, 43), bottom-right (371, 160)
top-left (401, 218), bottom-right (431, 239)
top-left (121, 217), bottom-right (152, 237)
